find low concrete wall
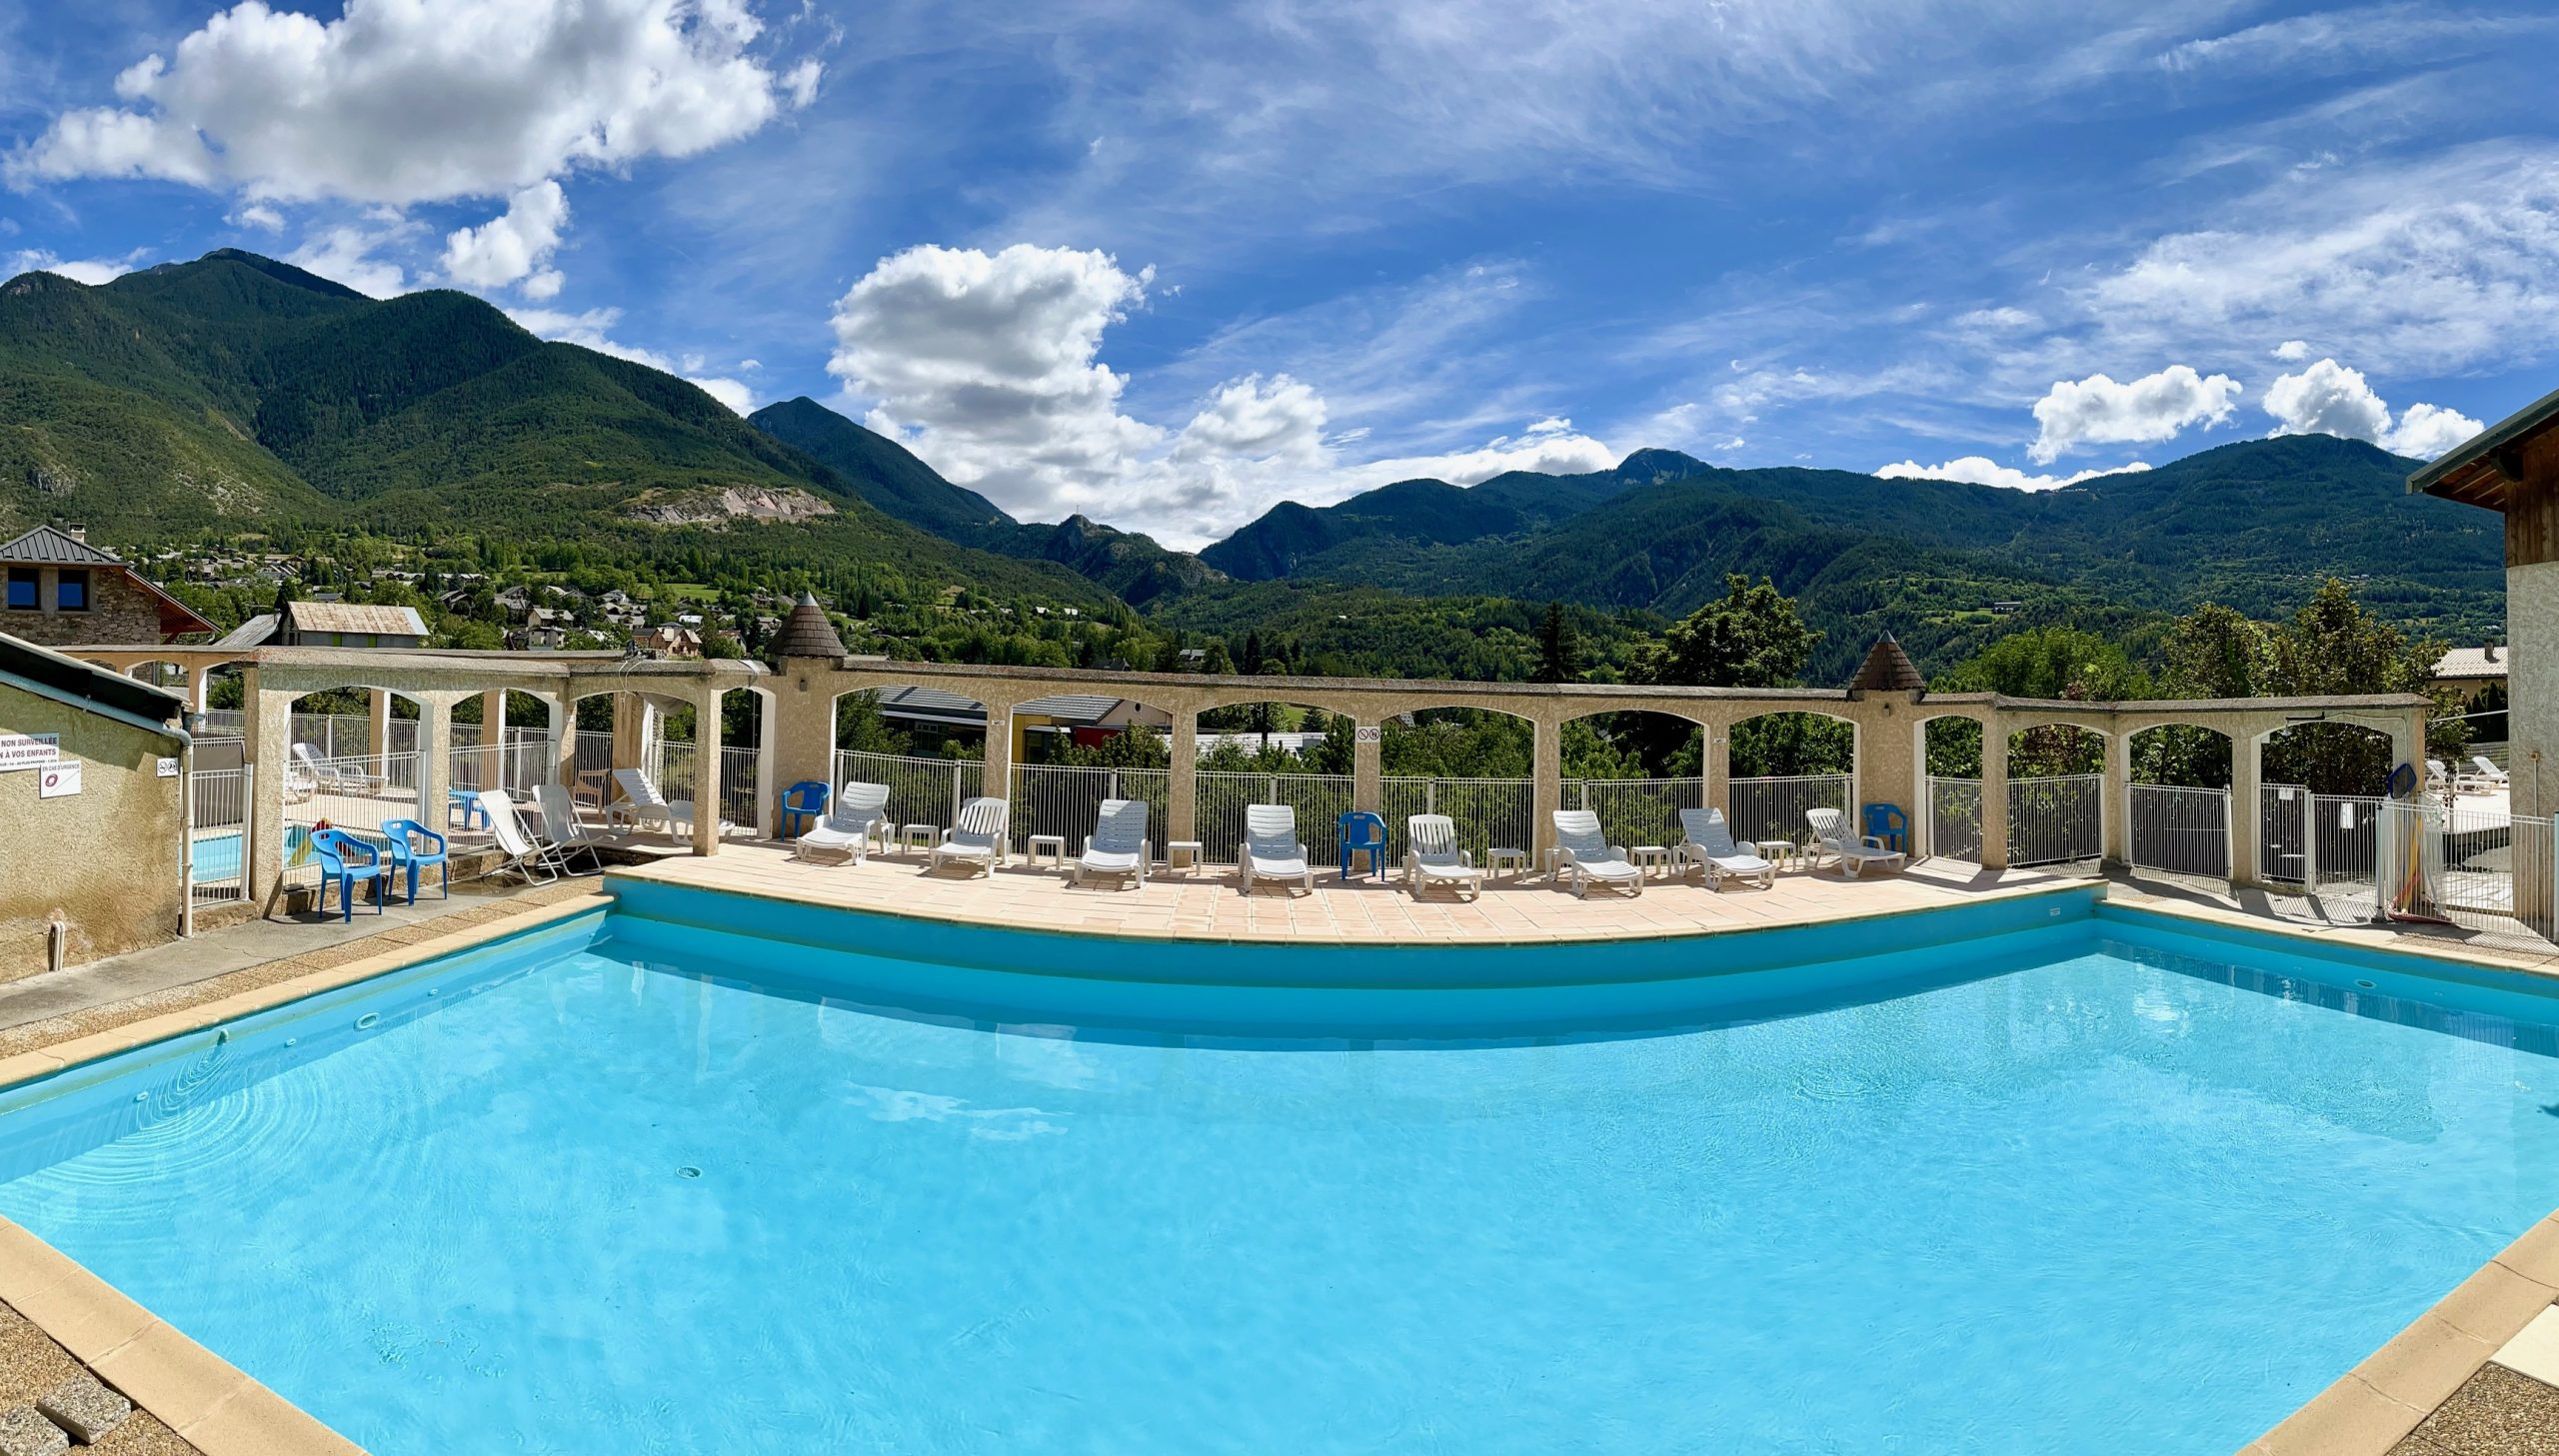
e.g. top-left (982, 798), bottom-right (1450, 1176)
top-left (0, 683), bottom-right (182, 980)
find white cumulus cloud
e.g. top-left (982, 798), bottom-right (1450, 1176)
top-left (7, 0), bottom-right (811, 206)
top-left (284, 223), bottom-right (411, 298)
top-left (442, 181), bottom-right (568, 297)
top-left (1876, 456), bottom-right (2151, 492)
top-left (2028, 364), bottom-right (2241, 463)
top-left (509, 305), bottom-right (753, 415)
top-left (2272, 339), bottom-right (2312, 361)
top-left (1, 249), bottom-right (144, 286)
top-left (2261, 357), bottom-right (2483, 459)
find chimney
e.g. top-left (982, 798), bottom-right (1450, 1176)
top-left (2487, 638), bottom-right (2501, 664)
top-left (64, 524), bottom-right (85, 543)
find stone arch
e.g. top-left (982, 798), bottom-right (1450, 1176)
top-left (2257, 718), bottom-right (2399, 797)
top-left (1371, 704), bottom-right (1541, 861)
top-left (1726, 708), bottom-right (1860, 845)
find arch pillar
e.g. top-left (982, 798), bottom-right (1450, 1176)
top-left (1980, 714), bottom-right (2009, 871)
top-left (979, 697), bottom-right (1020, 819)
top-left (1700, 718), bottom-right (1729, 817)
top-left (368, 689), bottom-right (392, 779)
top-left (690, 685), bottom-right (726, 856)
top-left (773, 661), bottom-right (841, 811)
top-left (189, 665), bottom-right (215, 712)
top-left (1169, 708), bottom-right (1199, 844)
top-left (2230, 730), bottom-right (2264, 889)
top-left (245, 669), bottom-right (291, 906)
top-left (415, 691), bottom-right (471, 848)
top-left (2104, 726), bottom-right (2132, 867)
top-left (1351, 719), bottom-right (1381, 817)
top-left (1531, 711), bottom-right (1563, 860)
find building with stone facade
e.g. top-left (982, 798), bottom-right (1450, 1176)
top-left (0, 526), bottom-right (213, 648)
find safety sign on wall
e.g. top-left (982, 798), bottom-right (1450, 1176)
top-left (0, 731), bottom-right (60, 772)
top-left (37, 761), bottom-right (80, 798)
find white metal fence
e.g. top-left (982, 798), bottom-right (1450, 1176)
top-left (1009, 763), bottom-right (1171, 854)
top-left (1197, 770), bottom-right (1353, 865)
top-left (2259, 786), bottom-right (2390, 910)
top-left (189, 764), bottom-right (250, 905)
top-left (834, 749), bottom-right (985, 837)
top-left (1727, 773), bottom-right (1853, 847)
top-left (2128, 783), bottom-right (2231, 879)
top-left (282, 750), bottom-right (422, 887)
top-left (1924, 776), bottom-right (1984, 860)
top-left (1573, 776), bottom-right (1704, 853)
top-left (1381, 777), bottom-right (1534, 863)
top-left (2008, 773), bottom-right (2104, 866)
top-left (648, 741), bottom-right (763, 833)
top-left (449, 728), bottom-right (556, 801)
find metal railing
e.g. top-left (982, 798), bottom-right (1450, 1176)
top-left (1572, 776), bottom-right (1703, 853)
top-left (196, 709), bottom-right (245, 737)
top-left (647, 741), bottom-right (761, 833)
top-left (1197, 770), bottom-right (1352, 865)
top-left (833, 748), bottom-right (985, 837)
top-left (2379, 799), bottom-right (2558, 952)
top-left (2127, 783), bottom-right (2230, 879)
top-left (2259, 786), bottom-right (2388, 908)
top-left (449, 733), bottom-right (558, 801)
top-left (189, 764), bottom-right (250, 905)
top-left (2008, 773), bottom-right (2103, 866)
top-left (1727, 773), bottom-right (1852, 847)
top-left (1380, 776), bottom-right (1534, 863)
top-left (1925, 776), bottom-right (1983, 860)
top-left (1009, 763), bottom-right (1171, 855)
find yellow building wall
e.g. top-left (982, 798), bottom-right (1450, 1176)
top-left (0, 684), bottom-right (184, 981)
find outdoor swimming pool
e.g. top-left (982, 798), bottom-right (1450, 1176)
top-left (0, 888), bottom-right (2553, 1453)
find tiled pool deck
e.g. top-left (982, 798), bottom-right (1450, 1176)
top-left (1, 848), bottom-right (2557, 1452)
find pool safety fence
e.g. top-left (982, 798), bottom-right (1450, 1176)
top-left (282, 750), bottom-right (423, 887)
top-left (1925, 776), bottom-right (1985, 861)
top-left (2127, 783), bottom-right (2232, 880)
top-left (647, 740), bottom-right (765, 835)
top-left (1382, 777), bottom-right (1535, 865)
top-left (188, 763), bottom-right (250, 906)
top-left (1727, 774), bottom-right (1854, 848)
top-left (2008, 774), bottom-right (2105, 867)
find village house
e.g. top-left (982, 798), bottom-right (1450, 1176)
top-left (0, 526), bottom-right (214, 648)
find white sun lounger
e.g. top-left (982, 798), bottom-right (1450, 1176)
top-left (534, 781), bottom-right (626, 871)
top-left (293, 740), bottom-right (385, 794)
top-left (1403, 814), bottom-right (1486, 901)
top-left (1070, 797), bottom-right (1150, 889)
top-left (930, 796), bottom-right (1010, 876)
top-left (1676, 806), bottom-right (1775, 889)
top-left (795, 782), bottom-right (892, 863)
top-left (1549, 809), bottom-right (1641, 897)
top-left (1240, 804), bottom-right (1314, 895)
top-left (2472, 755), bottom-right (2510, 788)
top-left (1806, 806), bottom-right (1906, 878)
top-left (609, 766), bottom-right (735, 838)
top-left (477, 789), bottom-right (563, 883)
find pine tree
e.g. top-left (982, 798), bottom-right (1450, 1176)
top-left (1533, 602), bottom-right (1579, 684)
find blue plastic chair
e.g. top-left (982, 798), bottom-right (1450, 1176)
top-left (780, 780), bottom-right (831, 839)
top-left (310, 828), bottom-right (386, 922)
top-left (379, 818), bottom-right (450, 904)
top-left (1861, 802), bottom-right (1909, 854)
top-left (1336, 810), bottom-right (1388, 880)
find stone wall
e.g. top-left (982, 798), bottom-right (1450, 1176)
top-left (0, 683), bottom-right (183, 980)
top-left (0, 570), bottom-right (164, 648)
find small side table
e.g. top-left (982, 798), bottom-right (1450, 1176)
top-left (901, 822), bottom-right (938, 854)
top-left (1167, 840), bottom-right (1204, 875)
top-left (1029, 832), bottom-right (1068, 872)
top-left (1754, 838), bottom-right (1799, 872)
top-left (1486, 846), bottom-right (1528, 879)
top-left (1632, 844), bottom-right (1672, 878)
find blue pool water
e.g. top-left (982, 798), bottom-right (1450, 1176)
top-left (0, 897), bottom-right (2556, 1454)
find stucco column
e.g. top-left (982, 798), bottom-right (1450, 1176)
top-left (1856, 695), bottom-right (1921, 823)
top-left (190, 665), bottom-right (214, 712)
top-left (1532, 712), bottom-right (1562, 860)
top-left (1169, 710), bottom-right (1198, 843)
top-left (2103, 728), bottom-right (2132, 868)
top-left (773, 662), bottom-right (839, 804)
top-left (1700, 719), bottom-right (1729, 815)
top-left (245, 670), bottom-right (291, 907)
top-left (1351, 720), bottom-right (1381, 815)
top-left (479, 688), bottom-right (506, 750)
top-left (1979, 717), bottom-right (2009, 871)
top-left (979, 698), bottom-right (1017, 819)
top-left (2229, 729), bottom-right (2263, 889)
top-left (368, 688), bottom-right (391, 779)
top-left (753, 692), bottom-right (779, 838)
top-left (692, 688), bottom-right (724, 856)
top-left (417, 694), bottom-right (457, 842)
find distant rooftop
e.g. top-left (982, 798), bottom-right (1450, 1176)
top-left (0, 525), bottom-right (118, 566)
top-left (2433, 646), bottom-right (2509, 681)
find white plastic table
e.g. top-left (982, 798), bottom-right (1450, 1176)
top-left (1029, 833), bottom-right (1068, 872)
top-left (1631, 844), bottom-right (1672, 878)
top-left (1167, 840), bottom-right (1204, 875)
top-left (900, 822), bottom-right (938, 853)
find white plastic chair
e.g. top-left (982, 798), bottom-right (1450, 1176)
top-left (1676, 806), bottom-right (1775, 889)
top-left (795, 782), bottom-right (891, 863)
top-left (1403, 814), bottom-right (1485, 900)
top-left (1070, 797), bottom-right (1150, 889)
top-left (1806, 807), bottom-right (1906, 879)
top-left (1240, 804), bottom-right (1314, 895)
top-left (1549, 809), bottom-right (1641, 897)
top-left (931, 796), bottom-right (1010, 876)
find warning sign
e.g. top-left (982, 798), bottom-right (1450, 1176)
top-left (0, 731), bottom-right (60, 772)
top-left (37, 761), bottom-right (80, 798)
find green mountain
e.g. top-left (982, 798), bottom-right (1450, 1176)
top-left (744, 394), bottom-right (1221, 605)
top-left (0, 250), bottom-right (1115, 609)
top-left (1191, 436), bottom-right (2502, 679)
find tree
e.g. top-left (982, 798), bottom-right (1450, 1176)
top-left (1532, 602), bottom-right (1580, 684)
top-left (1630, 575), bottom-right (1818, 690)
top-left (835, 690), bottom-right (911, 755)
top-left (1934, 627), bottom-right (2151, 778)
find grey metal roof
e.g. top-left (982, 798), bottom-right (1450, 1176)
top-left (0, 628), bottom-right (186, 726)
top-left (214, 614), bottom-right (280, 650)
top-left (872, 686), bottom-right (1122, 726)
top-left (0, 526), bottom-right (119, 566)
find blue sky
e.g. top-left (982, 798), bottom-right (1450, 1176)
top-left (4, 0), bottom-right (2558, 548)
